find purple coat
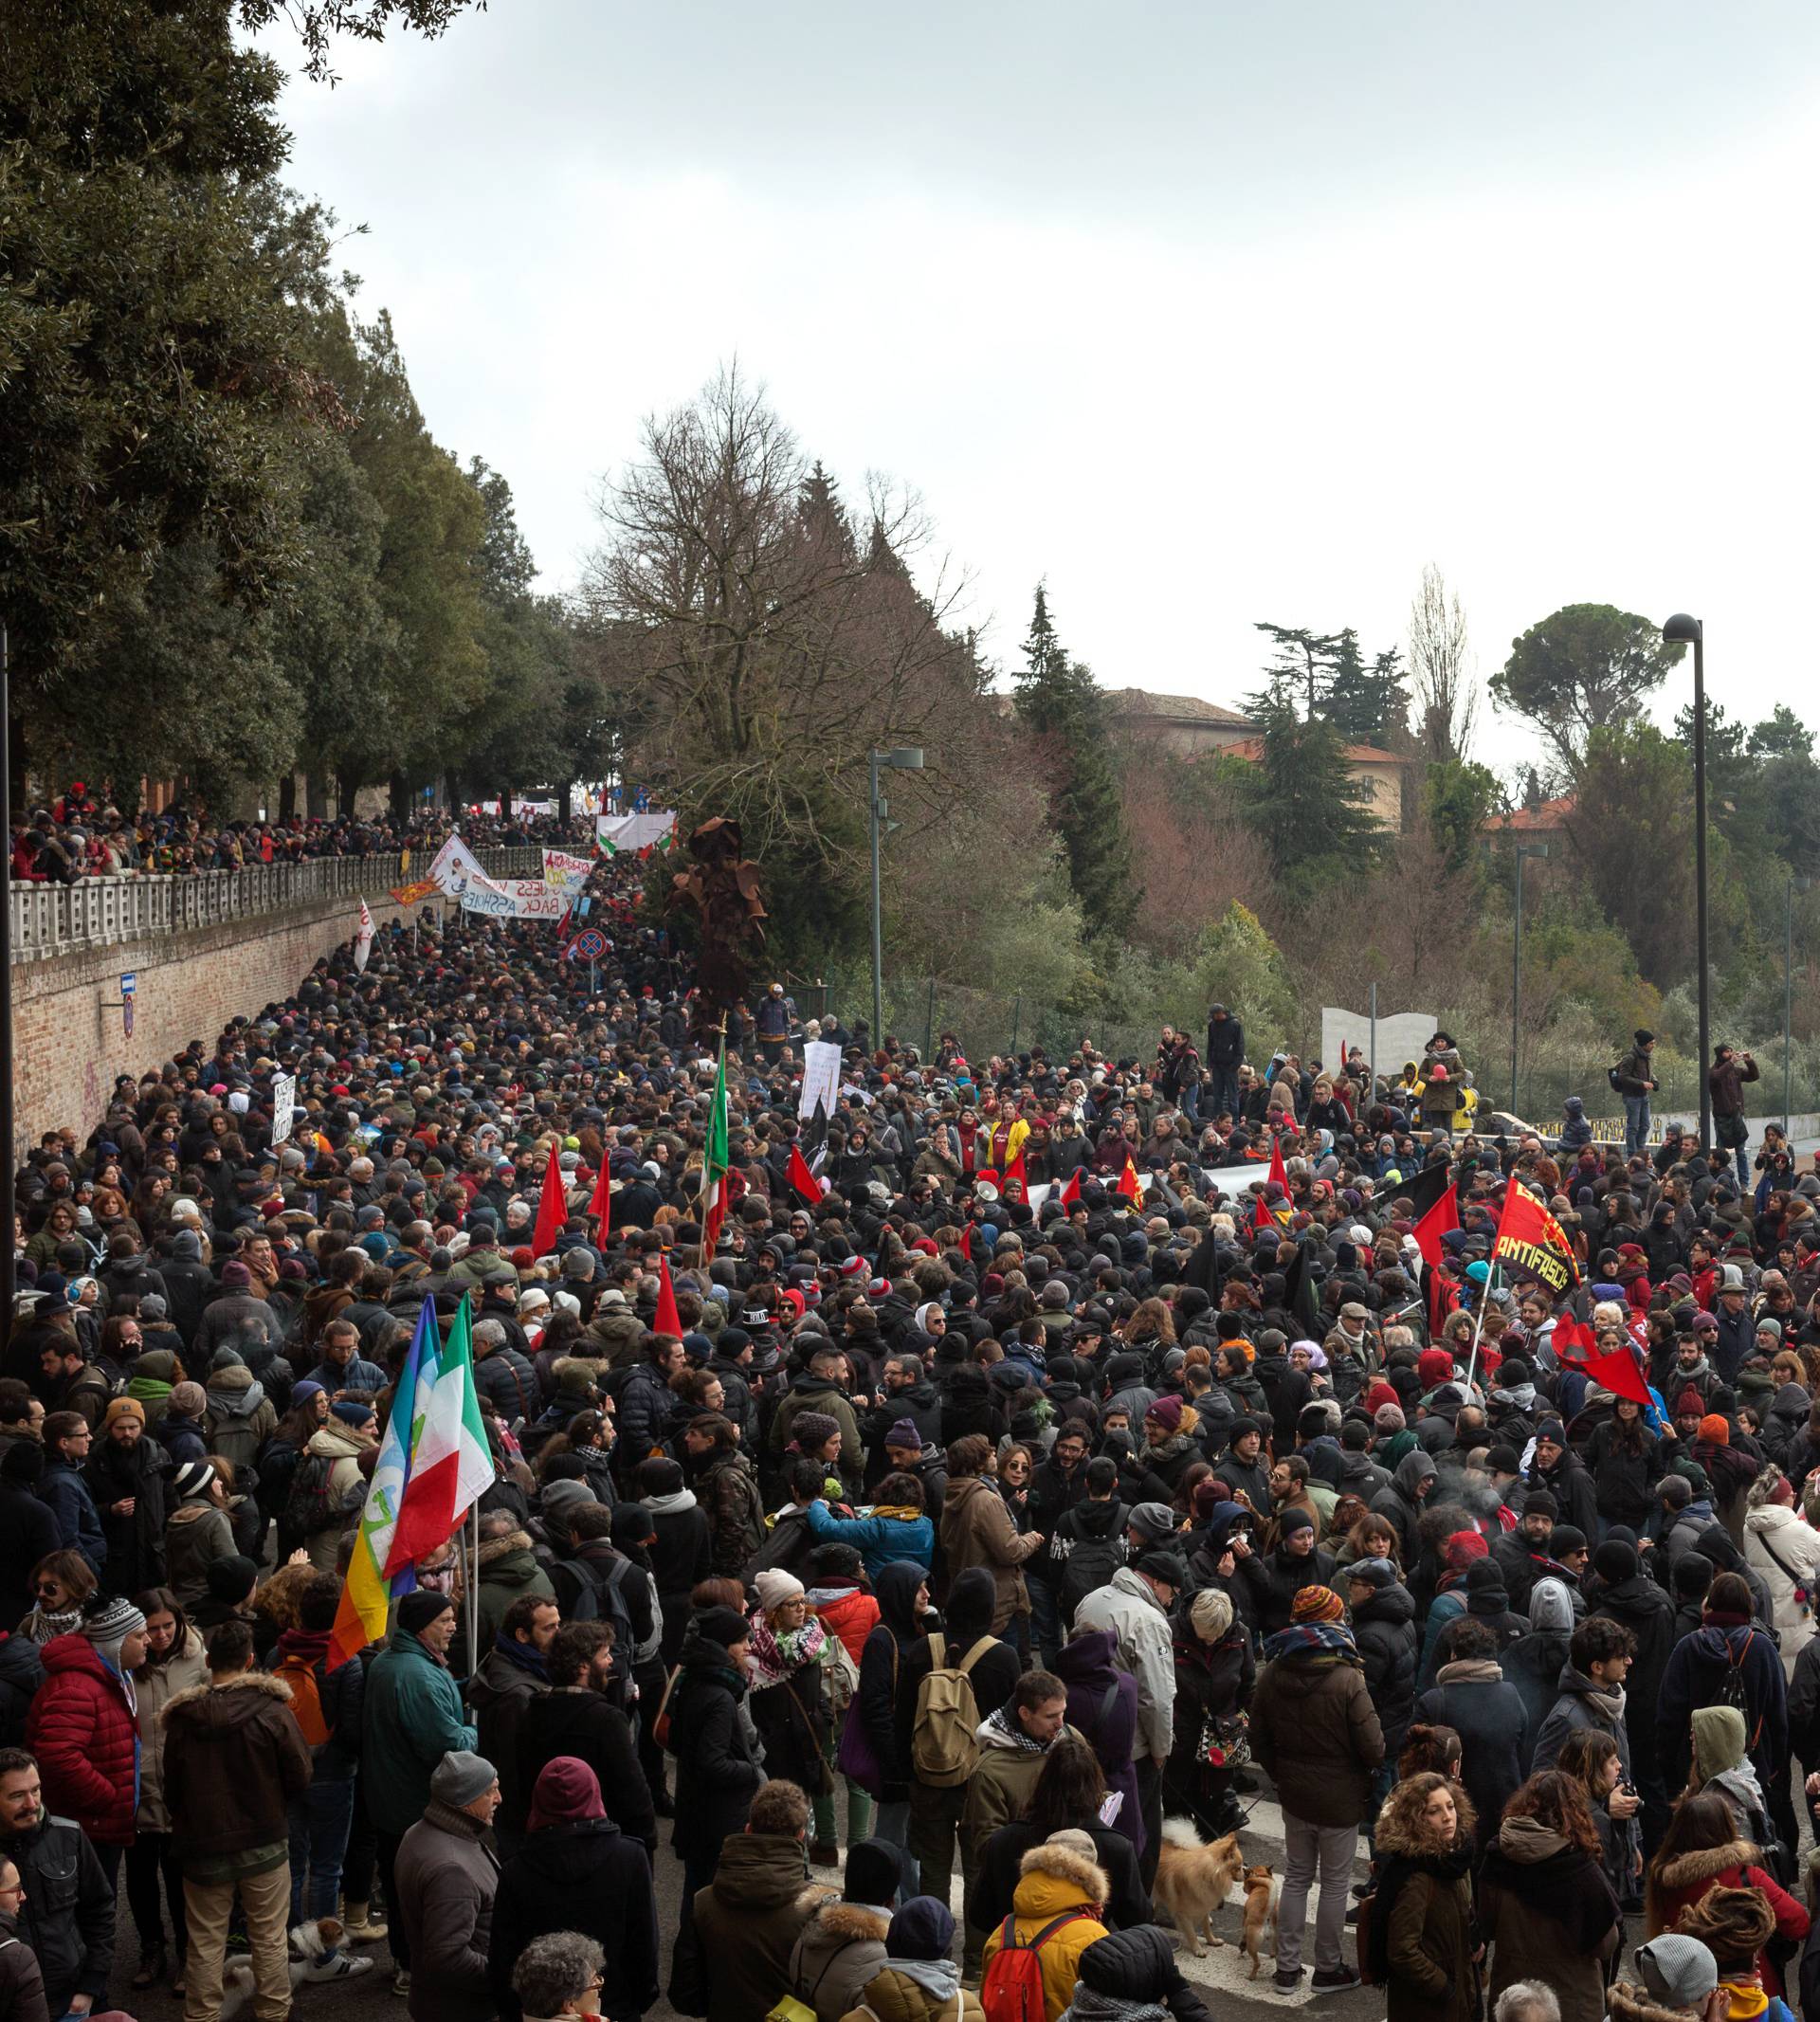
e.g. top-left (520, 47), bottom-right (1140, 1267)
top-left (1052, 1629), bottom-right (1144, 1859)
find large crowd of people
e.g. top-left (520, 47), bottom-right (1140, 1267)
top-left (4, 845), bottom-right (1820, 2022)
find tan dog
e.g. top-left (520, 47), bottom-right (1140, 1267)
top-left (1152, 1817), bottom-right (1246, 1957)
top-left (1239, 1862), bottom-right (1283, 1979)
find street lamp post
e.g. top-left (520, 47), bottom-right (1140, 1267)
top-left (1787, 873), bottom-right (1811, 1138)
top-left (1664, 613), bottom-right (1711, 1147)
top-left (1511, 840), bottom-right (1549, 1115)
top-left (868, 747), bottom-right (923, 1045)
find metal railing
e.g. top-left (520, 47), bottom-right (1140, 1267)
top-left (8, 849), bottom-right (543, 960)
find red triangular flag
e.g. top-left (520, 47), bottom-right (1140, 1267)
top-left (1267, 1128), bottom-right (1287, 1193)
top-left (960, 1223), bottom-right (974, 1261)
top-left (1412, 1181), bottom-right (1461, 1271)
top-left (786, 1142), bottom-right (823, 1208)
top-left (1118, 1159), bottom-right (1141, 1205)
top-left (1059, 1169), bottom-right (1083, 1209)
top-left (531, 1139), bottom-right (567, 1257)
top-left (1551, 1313), bottom-right (1597, 1358)
top-left (653, 1251), bottom-right (682, 1338)
top-left (1555, 1316), bottom-right (1652, 1409)
top-left (1252, 1193), bottom-right (1273, 1233)
top-left (1005, 1148), bottom-right (1028, 1190)
top-left (586, 1161), bottom-right (612, 1239)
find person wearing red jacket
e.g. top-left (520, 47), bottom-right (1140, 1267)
top-left (26, 1596), bottom-right (148, 1892)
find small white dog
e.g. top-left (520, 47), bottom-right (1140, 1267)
top-left (216, 1916), bottom-right (371, 2021)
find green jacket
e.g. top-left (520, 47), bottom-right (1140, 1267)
top-left (361, 1628), bottom-right (479, 1835)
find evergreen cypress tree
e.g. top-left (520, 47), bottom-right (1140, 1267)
top-left (1014, 583), bottom-right (1138, 934)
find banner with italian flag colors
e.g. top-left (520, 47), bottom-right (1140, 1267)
top-left (328, 1302), bottom-right (436, 1668)
top-left (701, 1042), bottom-right (730, 1251)
top-left (382, 1302), bottom-right (494, 1577)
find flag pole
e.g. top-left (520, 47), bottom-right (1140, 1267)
top-left (1461, 1263), bottom-right (1499, 1401)
top-left (467, 1494), bottom-right (481, 1686)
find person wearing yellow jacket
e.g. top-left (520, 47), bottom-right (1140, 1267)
top-left (977, 1830), bottom-right (1110, 2022)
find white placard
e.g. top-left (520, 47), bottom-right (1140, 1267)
top-left (428, 832), bottom-right (485, 897)
top-left (271, 1073), bottom-right (297, 1145)
top-left (799, 1040), bottom-right (843, 1120)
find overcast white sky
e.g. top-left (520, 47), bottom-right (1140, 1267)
top-left (261, 2), bottom-right (1820, 776)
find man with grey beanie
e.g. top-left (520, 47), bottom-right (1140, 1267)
top-left (393, 1751), bottom-right (501, 2022)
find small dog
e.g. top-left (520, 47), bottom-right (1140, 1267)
top-left (1152, 1817), bottom-right (1246, 1958)
top-left (218, 1916), bottom-right (370, 2021)
top-left (1240, 1862), bottom-right (1283, 1980)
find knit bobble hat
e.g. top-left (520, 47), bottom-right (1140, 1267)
top-left (1291, 1585), bottom-right (1345, 1625)
top-left (83, 1595), bottom-right (147, 1656)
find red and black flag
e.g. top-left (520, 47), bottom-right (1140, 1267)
top-left (1492, 1185), bottom-right (1580, 1297)
top-left (785, 1142), bottom-right (823, 1208)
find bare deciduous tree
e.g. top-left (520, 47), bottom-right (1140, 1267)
top-left (1408, 563), bottom-right (1476, 764)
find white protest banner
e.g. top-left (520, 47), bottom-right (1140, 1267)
top-left (460, 873), bottom-right (569, 920)
top-left (271, 1073), bottom-right (298, 1145)
top-left (595, 809), bottom-right (676, 853)
top-left (799, 1040), bottom-right (843, 1120)
top-left (428, 832), bottom-right (485, 897)
top-left (542, 847), bottom-right (594, 895)
top-left (354, 897), bottom-right (374, 973)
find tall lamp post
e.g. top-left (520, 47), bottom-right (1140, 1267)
top-left (1787, 873), bottom-right (1812, 1138)
top-left (1663, 613), bottom-right (1711, 1147)
top-left (868, 747), bottom-right (923, 1044)
top-left (1511, 840), bottom-right (1549, 1115)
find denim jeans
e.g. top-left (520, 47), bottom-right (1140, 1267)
top-left (1028, 1580), bottom-right (1063, 1669)
top-left (289, 1773), bottom-right (357, 1922)
top-left (1624, 1093), bottom-right (1652, 1157)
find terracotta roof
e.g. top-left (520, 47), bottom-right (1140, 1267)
top-left (1107, 688), bottom-right (1256, 728)
top-left (1487, 794), bottom-right (1576, 831)
top-left (1220, 738), bottom-right (1415, 766)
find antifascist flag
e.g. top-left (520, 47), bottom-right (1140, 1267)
top-left (1553, 1313), bottom-right (1653, 1409)
top-left (786, 1142), bottom-right (823, 1208)
top-left (531, 1139), bottom-right (566, 1257)
top-left (801, 1097), bottom-right (830, 1175)
top-left (1267, 1129), bottom-right (1288, 1193)
top-left (1492, 1184), bottom-right (1580, 1297)
top-left (1412, 1183), bottom-right (1462, 1271)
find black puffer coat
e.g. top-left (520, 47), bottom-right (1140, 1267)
top-left (1354, 1581), bottom-right (1419, 1758)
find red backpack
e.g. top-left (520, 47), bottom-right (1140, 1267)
top-left (980, 1910), bottom-right (1086, 2022)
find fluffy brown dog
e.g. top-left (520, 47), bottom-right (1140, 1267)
top-left (1239, 1862), bottom-right (1283, 1979)
top-left (1152, 1817), bottom-right (1246, 1958)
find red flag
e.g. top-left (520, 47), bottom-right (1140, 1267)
top-left (960, 1223), bottom-right (974, 1262)
top-left (786, 1142), bottom-right (823, 1208)
top-left (1423, 1263), bottom-right (1461, 1340)
top-left (1412, 1182), bottom-right (1461, 1271)
top-left (1492, 1184), bottom-right (1580, 1296)
top-left (585, 1161), bottom-right (612, 1238)
top-left (653, 1252), bottom-right (682, 1338)
top-left (1252, 1193), bottom-right (1273, 1234)
top-left (1058, 1169), bottom-right (1083, 1209)
top-left (530, 1139), bottom-right (566, 1257)
top-left (1005, 1148), bottom-right (1028, 1190)
top-left (1268, 1129), bottom-right (1287, 1193)
top-left (1118, 1159), bottom-right (1141, 1205)
top-left (1554, 1316), bottom-right (1653, 1409)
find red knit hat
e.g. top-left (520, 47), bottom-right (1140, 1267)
top-left (1445, 1529), bottom-right (1489, 1571)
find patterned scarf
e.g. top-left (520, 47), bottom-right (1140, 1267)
top-left (980, 1703), bottom-right (1050, 1755)
top-left (1263, 1620), bottom-right (1359, 1662)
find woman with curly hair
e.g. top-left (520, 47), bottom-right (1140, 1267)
top-left (1480, 1770), bottom-right (1622, 2022)
top-left (1367, 1770), bottom-right (1480, 2022)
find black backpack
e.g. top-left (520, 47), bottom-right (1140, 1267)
top-left (1608, 1062), bottom-right (1627, 1094)
top-left (1717, 1630), bottom-right (1764, 1750)
top-left (281, 1451), bottom-right (365, 1545)
top-left (1058, 1518), bottom-right (1128, 1629)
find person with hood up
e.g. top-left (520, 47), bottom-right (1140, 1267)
top-left (486, 1756), bottom-right (660, 2022)
top-left (198, 1353), bottom-right (277, 1474)
top-left (1559, 1096), bottom-right (1594, 1155)
top-left (840, 1895), bottom-right (986, 2022)
top-left (1372, 1448), bottom-right (1438, 1571)
top-left (1479, 1770), bottom-right (1621, 2022)
top-left (1743, 1466), bottom-right (1820, 1671)
top-left (977, 1828), bottom-right (1111, 2022)
top-left (1347, 1557), bottom-right (1417, 1793)
top-left (1050, 1629), bottom-right (1142, 1866)
top-left (1367, 1769), bottom-right (1481, 2022)
top-left (1684, 1704), bottom-right (1777, 1856)
top-left (1644, 1790), bottom-right (1807, 1996)
top-left (1659, 1572), bottom-right (1789, 1794)
top-left (1500, 1577), bottom-right (1578, 1772)
top-left (787, 1836), bottom-right (900, 2022)
top-left (855, 1561), bottom-right (928, 1886)
top-left (162, 1460), bottom-right (238, 1610)
top-left (1248, 1584), bottom-right (1385, 1995)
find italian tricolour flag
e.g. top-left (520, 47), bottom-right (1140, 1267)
top-left (382, 1301), bottom-right (494, 1577)
top-left (701, 1041), bottom-right (730, 1251)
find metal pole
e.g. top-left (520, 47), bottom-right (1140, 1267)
top-left (868, 751), bottom-right (883, 1044)
top-left (1788, 877), bottom-right (1795, 1139)
top-left (924, 976), bottom-right (935, 1062)
top-left (467, 1496), bottom-right (481, 1685)
top-left (1511, 847), bottom-right (1524, 1115)
top-left (1692, 628), bottom-right (1712, 1149)
top-left (1369, 982), bottom-right (1377, 1101)
top-left (0, 624), bottom-right (10, 1357)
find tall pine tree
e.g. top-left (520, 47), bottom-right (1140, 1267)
top-left (1014, 584), bottom-right (1137, 935)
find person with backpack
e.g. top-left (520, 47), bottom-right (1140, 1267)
top-left (543, 1499), bottom-right (650, 1673)
top-left (1658, 1572), bottom-right (1790, 1795)
top-left (1044, 1455), bottom-right (1127, 1635)
top-left (1614, 1029), bottom-right (1660, 1158)
top-left (1367, 1769), bottom-right (1481, 2022)
top-left (273, 1572), bottom-right (373, 1956)
top-left (976, 1827), bottom-right (1110, 2022)
top-left (958, 1672), bottom-right (1079, 1979)
top-left (901, 1567), bottom-right (1023, 1937)
top-left (296, 1399), bottom-right (376, 1573)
